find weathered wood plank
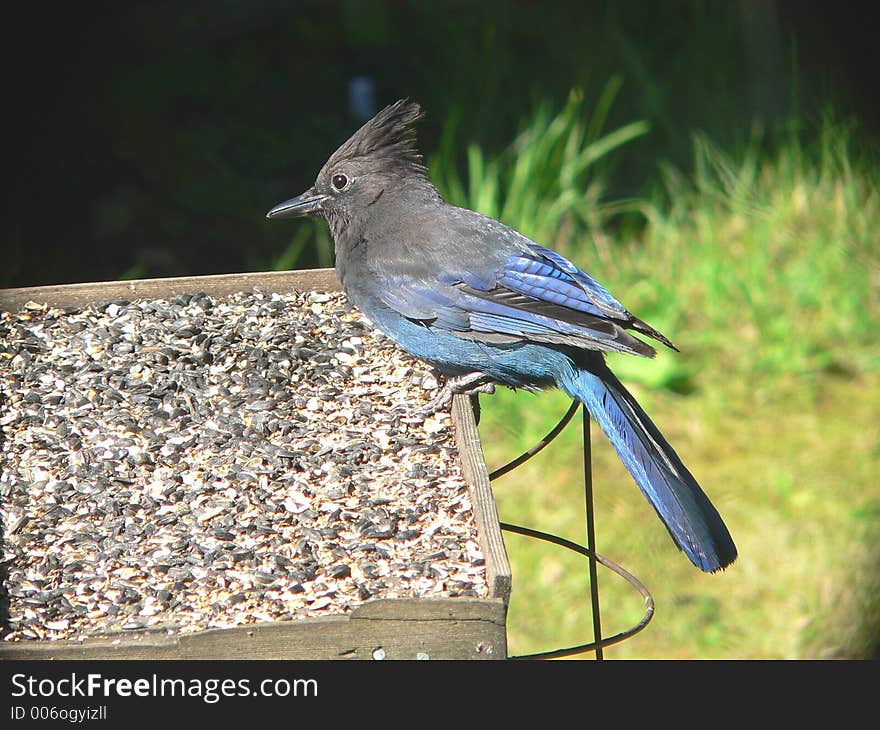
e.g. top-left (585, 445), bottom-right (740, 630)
top-left (453, 395), bottom-right (512, 605)
top-left (0, 268), bottom-right (340, 310)
top-left (0, 599), bottom-right (506, 660)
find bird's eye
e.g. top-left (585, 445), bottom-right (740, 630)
top-left (331, 173), bottom-right (349, 191)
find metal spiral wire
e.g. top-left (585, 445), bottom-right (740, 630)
top-left (488, 398), bottom-right (655, 660)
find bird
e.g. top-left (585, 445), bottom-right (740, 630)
top-left (267, 99), bottom-right (737, 573)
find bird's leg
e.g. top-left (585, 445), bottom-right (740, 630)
top-left (418, 371), bottom-right (496, 415)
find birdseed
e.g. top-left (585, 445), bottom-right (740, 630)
top-left (0, 290), bottom-right (488, 642)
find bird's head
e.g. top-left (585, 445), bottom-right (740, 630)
top-left (267, 99), bottom-right (436, 235)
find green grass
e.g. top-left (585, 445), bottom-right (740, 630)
top-left (483, 377), bottom-right (880, 659)
top-left (440, 97), bottom-right (880, 658)
top-left (430, 81), bottom-right (650, 246)
top-left (608, 117), bottom-right (880, 395)
top-left (271, 220), bottom-right (334, 273)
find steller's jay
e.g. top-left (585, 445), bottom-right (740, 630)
top-left (267, 100), bottom-right (737, 573)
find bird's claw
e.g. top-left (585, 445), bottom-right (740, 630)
top-left (417, 372), bottom-right (496, 416)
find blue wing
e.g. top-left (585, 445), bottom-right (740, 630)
top-left (379, 243), bottom-right (674, 357)
top-left (499, 244), bottom-right (631, 320)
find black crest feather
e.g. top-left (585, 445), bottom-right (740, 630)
top-left (327, 99), bottom-right (427, 176)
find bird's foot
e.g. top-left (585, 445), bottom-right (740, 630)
top-left (418, 371), bottom-right (496, 416)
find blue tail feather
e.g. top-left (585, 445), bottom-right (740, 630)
top-left (559, 361), bottom-right (737, 573)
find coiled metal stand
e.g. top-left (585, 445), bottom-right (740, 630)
top-left (487, 398), bottom-right (655, 660)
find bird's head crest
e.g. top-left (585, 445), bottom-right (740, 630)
top-left (325, 99), bottom-right (427, 177)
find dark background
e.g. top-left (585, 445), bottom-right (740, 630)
top-left (5, 0), bottom-right (879, 288)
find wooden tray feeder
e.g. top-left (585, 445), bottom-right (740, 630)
top-left (0, 269), bottom-right (510, 660)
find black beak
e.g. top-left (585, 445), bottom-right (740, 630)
top-left (266, 188), bottom-right (328, 220)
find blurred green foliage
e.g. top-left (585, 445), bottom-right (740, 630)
top-left (7, 1), bottom-right (872, 287)
top-left (430, 82), bottom-right (649, 245)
